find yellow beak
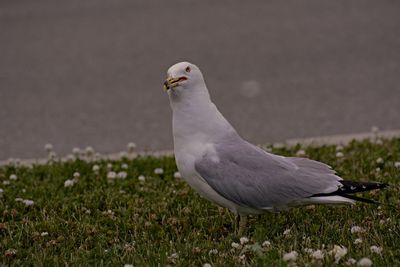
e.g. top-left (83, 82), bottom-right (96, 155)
top-left (163, 77), bottom-right (187, 91)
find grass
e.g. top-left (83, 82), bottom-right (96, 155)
top-left (0, 138), bottom-right (399, 266)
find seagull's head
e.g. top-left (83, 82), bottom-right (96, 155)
top-left (163, 62), bottom-right (206, 95)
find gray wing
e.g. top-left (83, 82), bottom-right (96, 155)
top-left (194, 135), bottom-right (342, 209)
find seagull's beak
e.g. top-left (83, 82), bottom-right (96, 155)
top-left (163, 76), bottom-right (187, 91)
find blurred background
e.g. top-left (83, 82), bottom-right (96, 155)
top-left (1, 0), bottom-right (399, 160)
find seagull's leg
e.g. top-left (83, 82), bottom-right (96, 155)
top-left (237, 215), bottom-right (248, 236)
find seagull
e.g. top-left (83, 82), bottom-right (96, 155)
top-left (163, 61), bottom-right (388, 235)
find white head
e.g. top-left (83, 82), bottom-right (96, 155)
top-left (164, 62), bottom-right (210, 102)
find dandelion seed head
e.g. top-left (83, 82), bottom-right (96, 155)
top-left (41, 232), bottom-right (49, 236)
top-left (85, 146), bottom-right (95, 156)
top-left (376, 157), bottom-right (384, 164)
top-left (329, 245), bottom-right (347, 263)
top-left (117, 171), bottom-right (128, 179)
top-left (371, 126), bottom-right (379, 134)
top-left (73, 172), bottom-right (80, 178)
top-left (9, 174), bottom-right (17, 180)
top-left (174, 171), bottom-right (182, 179)
top-left (283, 228), bottom-right (291, 236)
top-left (262, 240), bottom-right (271, 247)
top-left (123, 264), bottom-right (133, 267)
top-left (350, 226), bottom-right (364, 234)
top-left (64, 179), bottom-right (75, 187)
top-left (336, 145), bottom-right (343, 151)
top-left (311, 249), bottom-right (324, 260)
top-left (23, 199), bottom-right (34, 206)
top-left (44, 143), bottom-right (53, 152)
top-left (354, 238), bottom-right (363, 245)
top-left (296, 150), bottom-right (306, 157)
top-left (203, 263), bottom-right (212, 267)
top-left (283, 251), bottom-right (298, 262)
top-left (138, 175), bottom-right (145, 182)
top-left (154, 168), bottom-right (164, 175)
top-left (370, 245), bottom-right (382, 254)
top-left (92, 165), bottom-right (100, 172)
top-left (0, 188), bottom-right (3, 193)
top-left (336, 151), bottom-right (344, 158)
top-left (72, 147), bottom-right (80, 156)
top-left (3, 180), bottom-right (10, 185)
top-left (346, 258), bottom-right (357, 265)
top-left (107, 171), bottom-right (117, 179)
top-left (231, 242), bottom-right (240, 249)
top-left (239, 236), bottom-right (249, 245)
top-left (127, 142), bottom-right (136, 153)
top-left (357, 257), bottom-right (372, 267)
top-left (394, 162), bottom-right (400, 168)
top-left (121, 163), bottom-right (128, 169)
top-left (208, 249), bottom-right (218, 255)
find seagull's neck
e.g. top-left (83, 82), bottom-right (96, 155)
top-left (169, 88), bottom-right (237, 149)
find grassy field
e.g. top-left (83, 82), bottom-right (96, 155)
top-left (0, 138), bottom-right (399, 266)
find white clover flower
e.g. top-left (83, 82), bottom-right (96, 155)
top-left (117, 171), bottom-right (128, 179)
top-left (64, 179), bottom-right (75, 187)
top-left (92, 164), bottom-right (100, 172)
top-left (138, 175), bottom-right (146, 182)
top-left (41, 232), bottom-right (49, 237)
top-left (44, 143), bottom-right (53, 152)
top-left (73, 172), bottom-right (80, 178)
top-left (127, 142), bottom-right (136, 153)
top-left (174, 172), bottom-right (182, 179)
top-left (262, 240), bottom-right (271, 247)
top-left (0, 188), bottom-right (3, 193)
top-left (22, 189), bottom-right (26, 193)
top-left (3, 180), bottom-right (10, 185)
top-left (23, 199), bottom-right (34, 206)
top-left (107, 171), bottom-right (117, 179)
top-left (124, 264), bottom-right (133, 267)
top-left (336, 151), bottom-right (344, 158)
top-left (296, 150), bottom-right (306, 157)
top-left (239, 236), bottom-right (249, 245)
top-left (346, 258), bottom-right (357, 265)
top-left (15, 197), bottom-right (23, 202)
top-left (354, 238), bottom-right (363, 244)
top-left (203, 264), bottom-right (212, 267)
top-left (283, 251), bottom-right (298, 262)
top-left (376, 157), bottom-right (384, 164)
top-left (370, 245), bottom-right (382, 254)
top-left (9, 174), bottom-right (17, 180)
top-left (119, 151), bottom-right (128, 158)
top-left (394, 162), bottom-right (400, 168)
top-left (121, 163), bottom-right (128, 169)
top-left (357, 257), bottom-right (372, 267)
top-left (329, 245), bottom-right (347, 263)
top-left (208, 249), bottom-right (218, 255)
top-left (350, 226), bottom-right (364, 234)
top-left (311, 249), bottom-right (324, 260)
top-left (231, 242), bottom-right (240, 249)
top-left (72, 147), bottom-right (81, 156)
top-left (154, 168), bottom-right (164, 175)
top-left (375, 167), bottom-right (381, 172)
top-left (283, 228), bottom-right (291, 236)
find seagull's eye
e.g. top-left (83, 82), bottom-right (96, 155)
top-left (185, 66), bottom-right (191, 73)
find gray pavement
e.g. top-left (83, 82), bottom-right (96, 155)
top-left (1, 0), bottom-right (400, 160)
